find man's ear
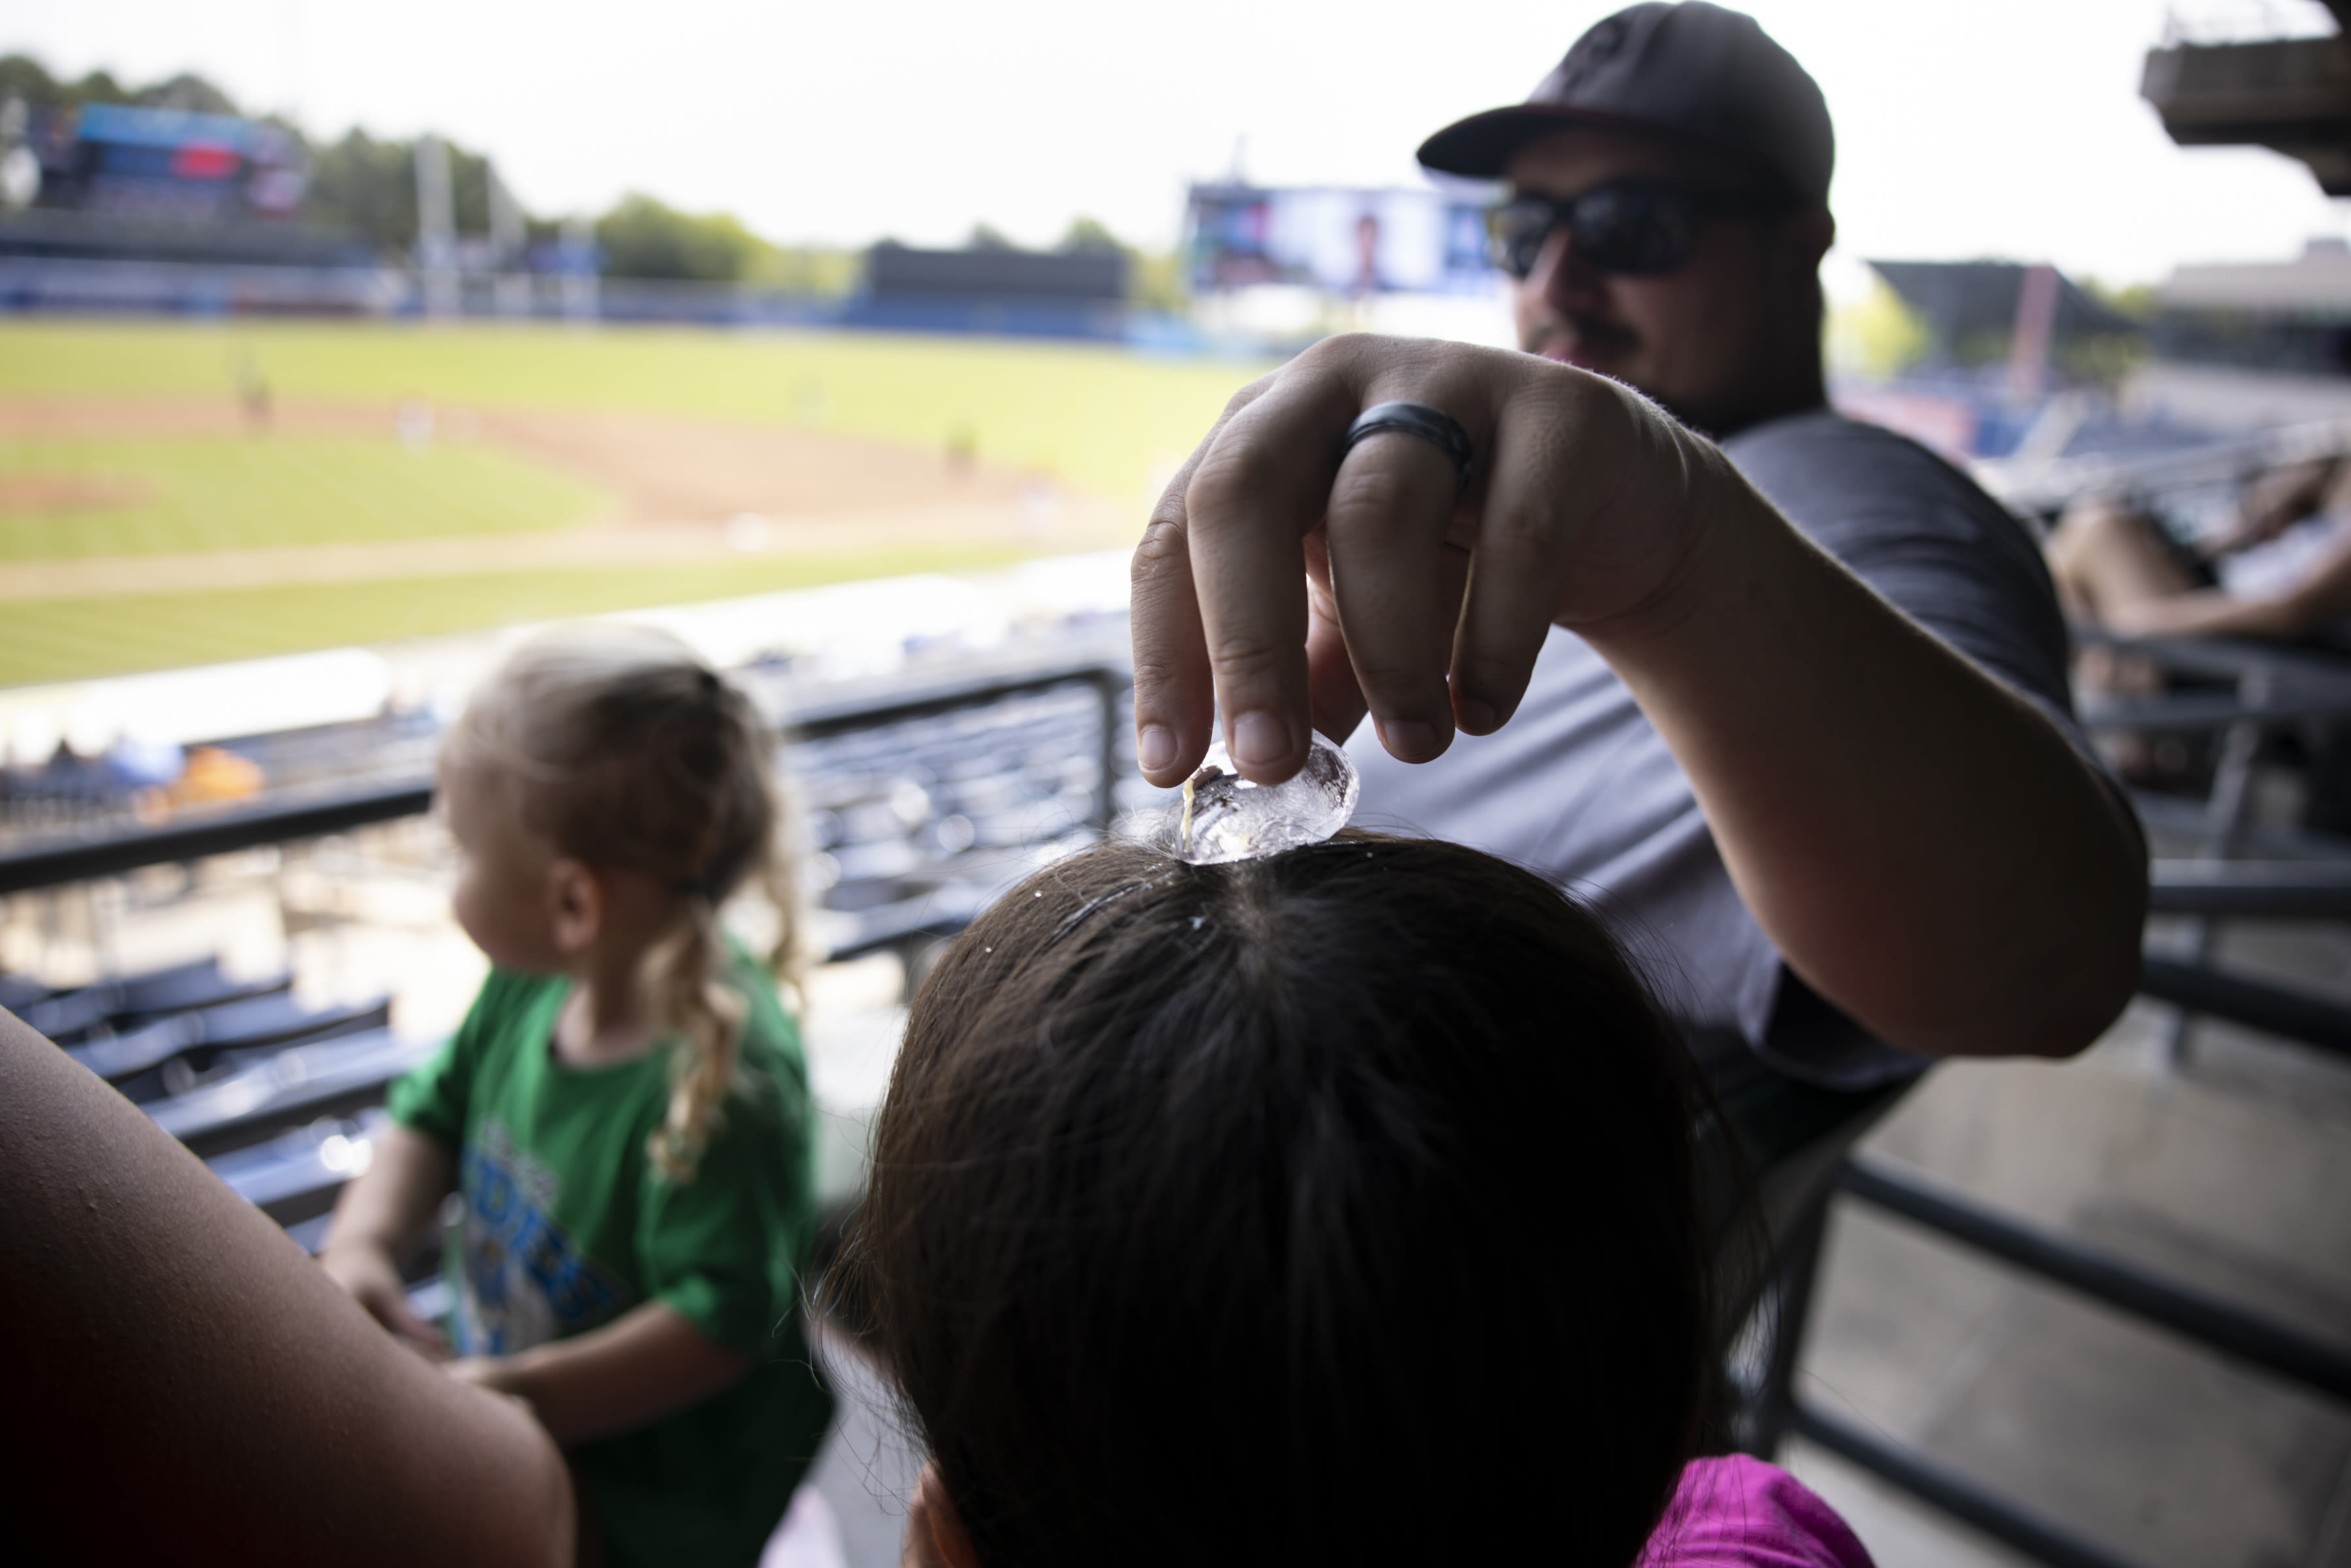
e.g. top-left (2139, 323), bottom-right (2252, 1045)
top-left (904, 1462), bottom-right (980, 1568)
top-left (547, 859), bottom-right (604, 957)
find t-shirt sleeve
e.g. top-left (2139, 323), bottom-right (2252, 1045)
top-left (384, 967), bottom-right (517, 1148)
top-left (1637, 1455), bottom-right (1878, 1567)
top-left (1721, 415), bottom-right (2144, 1083)
top-left (633, 999), bottom-right (819, 1360)
top-left (1725, 415), bottom-right (2097, 761)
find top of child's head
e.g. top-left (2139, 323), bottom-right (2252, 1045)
top-left (841, 829), bottom-right (1712, 1568)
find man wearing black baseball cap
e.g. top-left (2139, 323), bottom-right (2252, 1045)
top-left (1422, 0), bottom-right (1834, 439)
top-left (1130, 3), bottom-right (2147, 1089)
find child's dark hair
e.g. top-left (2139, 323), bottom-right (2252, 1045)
top-left (443, 624), bottom-right (800, 1181)
top-left (840, 831), bottom-right (1711, 1567)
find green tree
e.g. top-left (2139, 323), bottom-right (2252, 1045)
top-left (1057, 216), bottom-right (1121, 253)
top-left (1053, 214), bottom-right (1187, 311)
top-left (303, 130), bottom-right (418, 251)
top-left (2079, 277), bottom-right (2158, 322)
top-left (595, 193), bottom-right (771, 281)
top-left (303, 129), bottom-right (497, 255)
top-left (131, 72), bottom-right (239, 114)
top-left (0, 54), bottom-right (239, 115)
top-left (749, 244), bottom-right (859, 297)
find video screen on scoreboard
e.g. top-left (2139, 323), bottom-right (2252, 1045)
top-left (1187, 185), bottom-right (1494, 296)
top-left (17, 103), bottom-right (304, 222)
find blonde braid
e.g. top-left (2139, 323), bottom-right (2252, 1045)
top-left (761, 763), bottom-right (809, 1010)
top-left (648, 892), bottom-right (748, 1183)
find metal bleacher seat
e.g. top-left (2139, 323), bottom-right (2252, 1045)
top-left (72, 989), bottom-right (393, 1102)
top-left (20, 955), bottom-right (291, 1047)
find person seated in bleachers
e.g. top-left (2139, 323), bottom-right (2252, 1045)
top-left (839, 832), bottom-right (1876, 1568)
top-left (319, 624), bottom-right (833, 1568)
top-left (2048, 456), bottom-right (2351, 647)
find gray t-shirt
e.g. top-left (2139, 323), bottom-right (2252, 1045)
top-left (1347, 409), bottom-right (2090, 1093)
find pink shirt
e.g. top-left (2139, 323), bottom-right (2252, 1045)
top-left (1638, 1456), bottom-right (1878, 1567)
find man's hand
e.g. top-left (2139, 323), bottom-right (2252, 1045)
top-left (1134, 332), bottom-right (2147, 1060)
top-left (1132, 332), bottom-right (1707, 787)
top-left (320, 1242), bottom-right (451, 1360)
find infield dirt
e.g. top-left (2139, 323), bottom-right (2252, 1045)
top-left (0, 395), bottom-right (1134, 601)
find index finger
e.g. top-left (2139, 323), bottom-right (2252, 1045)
top-left (1183, 369), bottom-right (1363, 784)
top-left (1130, 368), bottom-right (1354, 786)
top-left (1129, 375), bottom-right (1271, 788)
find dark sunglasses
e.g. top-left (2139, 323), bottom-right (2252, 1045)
top-left (1486, 181), bottom-right (1793, 280)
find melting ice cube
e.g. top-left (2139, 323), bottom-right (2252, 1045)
top-left (1161, 732), bottom-right (1360, 865)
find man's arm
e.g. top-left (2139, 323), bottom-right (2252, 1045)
top-left (1130, 334), bottom-right (2145, 1059)
top-left (0, 1009), bottom-right (574, 1567)
top-left (448, 1300), bottom-right (756, 1447)
top-left (1582, 450), bottom-right (2144, 1057)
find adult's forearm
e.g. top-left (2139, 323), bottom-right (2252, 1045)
top-left (1583, 442), bottom-right (2147, 1058)
top-left (0, 1011), bottom-right (574, 1567)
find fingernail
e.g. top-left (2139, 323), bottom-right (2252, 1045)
top-left (1380, 718), bottom-right (1445, 760)
top-left (1232, 711), bottom-right (1292, 770)
top-left (1138, 724), bottom-right (1176, 775)
top-left (1458, 697), bottom-right (1499, 735)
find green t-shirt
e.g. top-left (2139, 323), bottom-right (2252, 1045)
top-left (387, 953), bottom-right (835, 1568)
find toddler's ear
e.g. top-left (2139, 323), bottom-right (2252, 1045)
top-left (903, 1463), bottom-right (980, 1568)
top-left (547, 858), bottom-right (604, 957)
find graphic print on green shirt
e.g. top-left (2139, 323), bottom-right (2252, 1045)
top-left (458, 1115), bottom-right (628, 1353)
top-left (386, 948), bottom-right (835, 1568)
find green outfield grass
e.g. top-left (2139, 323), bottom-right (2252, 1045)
top-left (0, 542), bottom-right (1040, 688)
top-left (0, 319), bottom-right (1269, 686)
top-left (0, 435), bottom-right (603, 561)
top-left (0, 319), bottom-right (1266, 502)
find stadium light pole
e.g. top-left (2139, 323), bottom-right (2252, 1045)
top-left (487, 162), bottom-right (528, 320)
top-left (413, 135), bottom-right (459, 320)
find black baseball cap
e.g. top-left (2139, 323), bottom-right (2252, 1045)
top-left (1417, 2), bottom-right (1833, 206)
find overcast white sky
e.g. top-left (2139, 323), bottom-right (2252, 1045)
top-left (4, 0), bottom-right (2346, 289)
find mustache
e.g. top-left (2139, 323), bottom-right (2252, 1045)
top-left (1527, 314), bottom-right (1640, 357)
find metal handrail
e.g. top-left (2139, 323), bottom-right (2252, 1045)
top-left (1788, 1405), bottom-right (2143, 1568)
top-left (1841, 1156), bottom-right (2351, 1403)
top-left (2071, 629), bottom-right (2351, 692)
top-left (1763, 1147), bottom-right (2351, 1568)
top-left (2079, 690), bottom-right (2351, 731)
top-left (2136, 955), bottom-right (2351, 1058)
top-left (0, 653), bottom-right (1134, 899)
top-left (2148, 859), bottom-right (2351, 917)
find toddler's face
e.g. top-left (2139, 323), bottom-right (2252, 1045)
top-left (440, 763), bottom-right (566, 974)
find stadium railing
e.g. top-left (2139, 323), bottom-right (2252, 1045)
top-left (1727, 628), bottom-right (2351, 1568)
top-left (1, 648), bottom-right (1138, 1310)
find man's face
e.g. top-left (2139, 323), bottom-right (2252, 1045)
top-left (1505, 127), bottom-right (1829, 436)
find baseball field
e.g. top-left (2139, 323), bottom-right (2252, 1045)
top-left (0, 319), bottom-right (1270, 688)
